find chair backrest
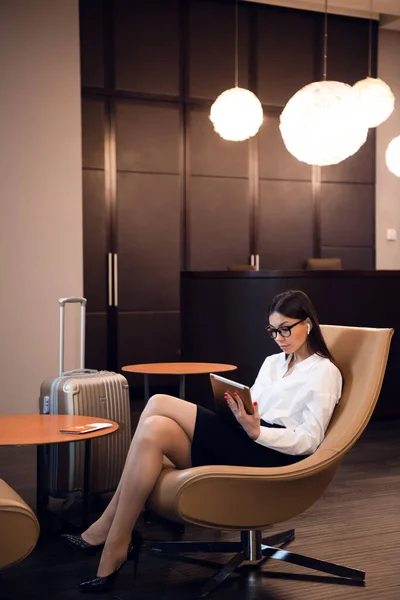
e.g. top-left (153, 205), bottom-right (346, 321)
top-left (305, 257), bottom-right (342, 270)
top-left (319, 325), bottom-right (393, 457)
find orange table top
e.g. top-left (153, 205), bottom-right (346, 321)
top-left (121, 362), bottom-right (237, 376)
top-left (0, 414), bottom-right (119, 446)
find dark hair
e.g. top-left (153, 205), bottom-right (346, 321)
top-left (268, 290), bottom-right (335, 363)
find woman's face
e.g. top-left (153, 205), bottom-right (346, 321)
top-left (268, 311), bottom-right (310, 354)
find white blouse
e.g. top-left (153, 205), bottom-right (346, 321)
top-left (250, 352), bottom-right (342, 456)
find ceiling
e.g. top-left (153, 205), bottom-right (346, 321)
top-left (242, 0), bottom-right (400, 29)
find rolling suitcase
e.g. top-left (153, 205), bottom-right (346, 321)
top-left (39, 297), bottom-right (131, 501)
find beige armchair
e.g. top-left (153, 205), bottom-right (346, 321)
top-left (0, 479), bottom-right (40, 570)
top-left (145, 325), bottom-right (393, 596)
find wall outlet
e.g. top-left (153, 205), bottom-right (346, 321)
top-left (386, 229), bottom-right (397, 241)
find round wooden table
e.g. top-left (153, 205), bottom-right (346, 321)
top-left (121, 362), bottom-right (237, 403)
top-left (0, 414), bottom-right (119, 527)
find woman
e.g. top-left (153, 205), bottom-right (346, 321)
top-left (64, 289), bottom-right (342, 593)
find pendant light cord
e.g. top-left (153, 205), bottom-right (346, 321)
top-left (323, 0), bottom-right (328, 80)
top-left (234, 0), bottom-right (239, 87)
top-left (368, 0), bottom-right (373, 77)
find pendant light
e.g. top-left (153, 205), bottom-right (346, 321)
top-left (209, 0), bottom-right (263, 142)
top-left (386, 135), bottom-right (400, 177)
top-left (352, 1), bottom-right (394, 129)
top-left (279, 0), bottom-right (368, 166)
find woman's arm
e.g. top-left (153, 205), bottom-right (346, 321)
top-left (254, 391), bottom-right (338, 455)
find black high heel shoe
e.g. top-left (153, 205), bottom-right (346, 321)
top-left (79, 531), bottom-right (143, 594)
top-left (61, 534), bottom-right (104, 556)
top-left (79, 560), bottom-right (126, 594)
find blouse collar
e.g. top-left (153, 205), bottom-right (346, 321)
top-left (283, 352), bottom-right (322, 372)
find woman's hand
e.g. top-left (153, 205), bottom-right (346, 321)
top-left (225, 392), bottom-right (260, 440)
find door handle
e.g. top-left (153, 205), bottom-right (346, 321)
top-left (108, 252), bottom-right (113, 307)
top-left (113, 253), bottom-right (118, 307)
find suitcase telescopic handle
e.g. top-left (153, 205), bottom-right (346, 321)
top-left (58, 297), bottom-right (87, 376)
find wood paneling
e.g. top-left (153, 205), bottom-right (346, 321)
top-left (320, 183), bottom-right (374, 247)
top-left (79, 0), bottom-right (377, 378)
top-left (259, 180), bottom-right (314, 269)
top-left (79, 0), bottom-right (104, 88)
top-left (326, 14), bottom-right (376, 84)
top-left (258, 114), bottom-right (312, 181)
top-left (117, 312), bottom-right (180, 370)
top-left (190, 109), bottom-right (249, 178)
top-left (85, 313), bottom-right (108, 370)
top-left (321, 246), bottom-right (374, 270)
top-left (188, 177), bottom-right (251, 270)
top-left (188, 0), bottom-right (249, 100)
top-left (82, 169), bottom-right (108, 312)
top-left (116, 102), bottom-right (181, 173)
top-left (117, 172), bottom-right (181, 311)
top-left (114, 0), bottom-right (180, 96)
top-left (257, 6), bottom-right (318, 107)
top-left (81, 98), bottom-right (105, 169)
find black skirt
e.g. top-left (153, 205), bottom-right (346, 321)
top-left (191, 405), bottom-right (308, 468)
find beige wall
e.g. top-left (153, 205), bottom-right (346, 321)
top-left (376, 30), bottom-right (400, 269)
top-left (0, 0), bottom-right (83, 414)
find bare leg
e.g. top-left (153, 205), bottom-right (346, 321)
top-left (96, 414), bottom-right (192, 576)
top-left (82, 394), bottom-right (197, 545)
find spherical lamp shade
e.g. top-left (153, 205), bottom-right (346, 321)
top-left (386, 135), bottom-right (400, 177)
top-left (209, 87), bottom-right (263, 142)
top-left (353, 77), bottom-right (395, 128)
top-left (279, 81), bottom-right (368, 166)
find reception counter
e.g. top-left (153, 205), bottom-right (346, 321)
top-left (181, 270), bottom-right (400, 418)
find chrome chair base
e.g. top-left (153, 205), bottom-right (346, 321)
top-left (145, 528), bottom-right (365, 597)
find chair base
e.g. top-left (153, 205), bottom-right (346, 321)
top-left (145, 529), bottom-right (365, 597)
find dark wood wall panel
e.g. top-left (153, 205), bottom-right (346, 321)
top-left (322, 130), bottom-right (375, 183)
top-left (258, 114), bottom-right (312, 181)
top-left (117, 172), bottom-right (181, 311)
top-left (259, 181), bottom-right (314, 269)
top-left (326, 15), bottom-right (375, 84)
top-left (320, 183), bottom-right (374, 247)
top-left (114, 0), bottom-right (180, 96)
top-left (188, 177), bottom-right (251, 270)
top-left (257, 7), bottom-right (318, 106)
top-left (116, 102), bottom-right (180, 173)
top-left (188, 0), bottom-right (249, 100)
top-left (83, 170), bottom-right (108, 312)
top-left (79, 0), bottom-right (377, 377)
top-left (82, 98), bottom-right (105, 169)
top-left (79, 0), bottom-right (104, 88)
top-left (190, 109), bottom-right (249, 177)
top-left (321, 246), bottom-right (374, 270)
top-left (117, 312), bottom-right (180, 369)
top-left (86, 314), bottom-right (108, 370)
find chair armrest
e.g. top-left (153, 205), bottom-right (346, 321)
top-left (0, 479), bottom-right (40, 569)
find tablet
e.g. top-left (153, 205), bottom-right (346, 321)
top-left (210, 373), bottom-right (254, 416)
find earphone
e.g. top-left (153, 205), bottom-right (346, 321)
top-left (307, 323), bottom-right (311, 335)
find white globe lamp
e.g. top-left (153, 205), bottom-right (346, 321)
top-left (209, 86), bottom-right (264, 142)
top-left (386, 135), bottom-right (400, 177)
top-left (353, 77), bottom-right (395, 128)
top-left (279, 80), bottom-right (369, 166)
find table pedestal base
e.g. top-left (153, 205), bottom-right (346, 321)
top-left (36, 439), bottom-right (93, 530)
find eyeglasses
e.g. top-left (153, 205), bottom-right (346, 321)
top-left (265, 318), bottom-right (306, 340)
